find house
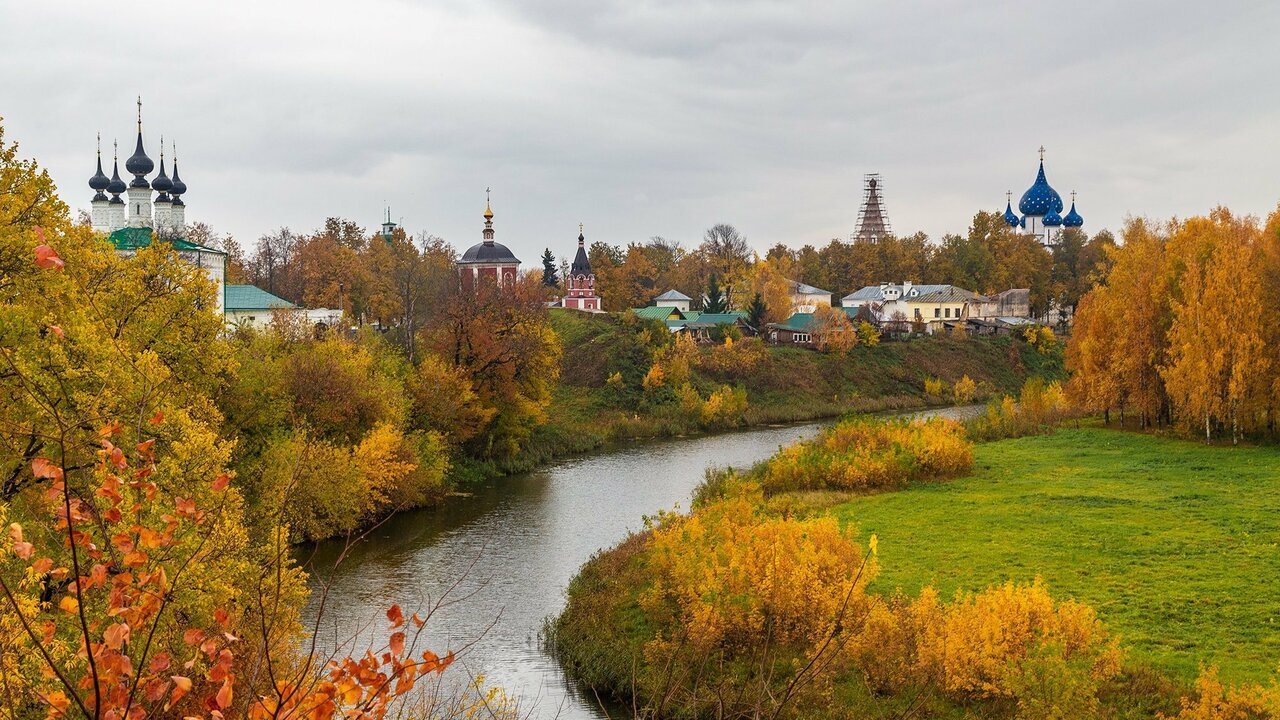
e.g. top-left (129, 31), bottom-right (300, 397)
top-left (841, 281), bottom-right (979, 334)
top-left (787, 280), bottom-right (833, 313)
top-left (631, 305), bottom-right (686, 323)
top-left (676, 312), bottom-right (755, 341)
top-left (765, 313), bottom-right (817, 345)
top-left (653, 289), bottom-right (693, 312)
top-left (224, 284), bottom-right (298, 328)
top-left (966, 288), bottom-right (1031, 320)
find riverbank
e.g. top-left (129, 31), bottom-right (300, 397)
top-left (550, 422), bottom-right (1280, 718)
top-left (453, 310), bottom-right (1064, 482)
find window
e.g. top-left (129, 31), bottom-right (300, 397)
top-left (934, 308), bottom-right (940, 318)
top-left (944, 308), bottom-right (951, 318)
top-left (794, 333), bottom-right (811, 343)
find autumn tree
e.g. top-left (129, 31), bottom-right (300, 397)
top-left (809, 305), bottom-right (857, 354)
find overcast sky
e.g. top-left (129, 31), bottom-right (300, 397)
top-left (3, 1), bottom-right (1278, 262)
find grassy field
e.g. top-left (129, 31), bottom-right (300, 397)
top-left (831, 427), bottom-right (1280, 683)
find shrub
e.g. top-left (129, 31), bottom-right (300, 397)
top-left (759, 417), bottom-right (974, 494)
top-left (1162, 666), bottom-right (1280, 719)
top-left (953, 374), bottom-right (977, 404)
top-left (968, 377), bottom-right (1079, 442)
top-left (924, 376), bottom-right (947, 400)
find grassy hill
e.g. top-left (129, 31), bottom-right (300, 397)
top-left (833, 427), bottom-right (1280, 683)
top-left (545, 307), bottom-right (1062, 428)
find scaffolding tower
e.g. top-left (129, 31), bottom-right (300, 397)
top-left (853, 173), bottom-right (893, 243)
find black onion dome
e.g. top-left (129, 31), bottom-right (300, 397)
top-left (571, 233), bottom-right (591, 275)
top-left (152, 156), bottom-right (172, 193)
top-left (458, 240), bottom-right (520, 264)
top-left (107, 159), bottom-right (127, 195)
top-left (89, 155), bottom-right (110, 191)
top-left (170, 161), bottom-right (186, 196)
top-left (125, 131), bottom-right (153, 179)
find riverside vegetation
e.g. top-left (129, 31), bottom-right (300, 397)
top-left (551, 378), bottom-right (1280, 719)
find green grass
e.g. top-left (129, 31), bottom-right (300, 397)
top-left (831, 428), bottom-right (1280, 683)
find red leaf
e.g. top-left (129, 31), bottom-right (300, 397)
top-left (386, 604), bottom-right (404, 629)
top-left (389, 631), bottom-right (405, 657)
top-left (212, 473), bottom-right (230, 492)
top-left (149, 410), bottom-right (165, 425)
top-left (48, 325), bottom-right (65, 339)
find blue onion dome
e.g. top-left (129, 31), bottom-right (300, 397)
top-left (107, 157), bottom-right (127, 194)
top-left (152, 155), bottom-right (173, 194)
top-left (1018, 160), bottom-right (1064, 217)
top-left (1042, 207), bottom-right (1063, 227)
top-left (89, 153), bottom-right (110, 192)
top-left (1063, 201), bottom-right (1084, 228)
top-left (125, 130), bottom-right (154, 187)
top-left (1003, 201), bottom-right (1020, 228)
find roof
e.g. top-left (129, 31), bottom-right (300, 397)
top-left (789, 280), bottom-right (832, 296)
top-left (108, 227), bottom-right (227, 255)
top-left (767, 313), bottom-right (815, 332)
top-left (841, 283), bottom-right (956, 304)
top-left (1018, 159), bottom-right (1064, 217)
top-left (654, 289), bottom-right (691, 302)
top-left (570, 233), bottom-right (591, 275)
top-left (631, 306), bottom-right (684, 321)
top-left (914, 286), bottom-right (979, 304)
top-left (224, 284), bottom-right (297, 311)
top-left (458, 240), bottom-right (520, 265)
top-left (694, 312), bottom-right (748, 325)
top-left (682, 310), bottom-right (702, 322)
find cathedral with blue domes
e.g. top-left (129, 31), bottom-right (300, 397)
top-left (1002, 147), bottom-right (1084, 247)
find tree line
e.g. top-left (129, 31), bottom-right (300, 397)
top-left (536, 213), bottom-right (1116, 321)
top-left (1067, 206), bottom-right (1280, 442)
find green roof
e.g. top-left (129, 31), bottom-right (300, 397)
top-left (694, 312), bottom-right (747, 325)
top-left (224, 284), bottom-right (297, 311)
top-left (631, 306), bottom-right (684, 321)
top-left (108, 227), bottom-right (227, 255)
top-left (768, 313), bottom-right (815, 332)
top-left (682, 310), bottom-right (702, 322)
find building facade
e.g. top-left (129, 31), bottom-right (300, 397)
top-left (562, 226), bottom-right (602, 311)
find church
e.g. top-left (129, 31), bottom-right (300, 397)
top-left (457, 193), bottom-right (522, 292)
top-left (88, 99), bottom-right (228, 315)
top-left (1002, 147), bottom-right (1085, 247)
top-left (561, 225), bottom-right (602, 312)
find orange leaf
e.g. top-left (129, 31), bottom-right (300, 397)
top-left (212, 473), bottom-right (230, 492)
top-left (58, 596), bottom-right (79, 614)
top-left (215, 678), bottom-right (233, 709)
top-left (149, 410), bottom-right (165, 425)
top-left (214, 608), bottom-right (229, 625)
top-left (389, 631), bottom-right (405, 657)
top-left (182, 628), bottom-right (205, 646)
top-left (103, 622), bottom-right (130, 650)
top-left (48, 325), bottom-right (64, 339)
top-left (167, 675), bottom-right (192, 709)
top-left (136, 438), bottom-right (156, 454)
top-left (34, 241), bottom-right (64, 271)
top-left (31, 458), bottom-right (63, 481)
top-left (386, 604), bottom-right (404, 629)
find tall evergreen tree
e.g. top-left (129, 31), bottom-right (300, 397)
top-left (745, 292), bottom-right (767, 331)
top-left (704, 274), bottom-right (727, 313)
top-left (541, 248), bottom-right (559, 287)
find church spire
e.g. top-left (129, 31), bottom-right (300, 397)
top-left (853, 173), bottom-right (892, 242)
top-left (482, 188), bottom-right (495, 243)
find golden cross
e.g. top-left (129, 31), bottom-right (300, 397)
top-left (1038, 145), bottom-right (1045, 161)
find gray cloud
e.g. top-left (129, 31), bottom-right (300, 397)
top-left (2, 0), bottom-right (1278, 265)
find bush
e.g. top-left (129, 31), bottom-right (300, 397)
top-left (924, 376), bottom-right (947, 400)
top-left (968, 377), bottom-right (1079, 442)
top-left (759, 417), bottom-right (974, 494)
top-left (953, 374), bottom-right (977, 404)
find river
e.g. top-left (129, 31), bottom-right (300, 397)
top-left (302, 406), bottom-right (979, 719)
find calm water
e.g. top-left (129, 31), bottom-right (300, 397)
top-left (302, 406), bottom-right (979, 719)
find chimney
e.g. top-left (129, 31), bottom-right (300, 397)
top-left (902, 280), bottom-right (913, 295)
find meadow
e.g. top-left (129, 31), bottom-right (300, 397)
top-left (833, 427), bottom-right (1280, 683)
